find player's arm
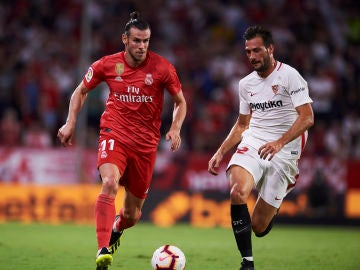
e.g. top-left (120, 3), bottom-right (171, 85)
top-left (166, 90), bottom-right (187, 152)
top-left (208, 114), bottom-right (250, 175)
top-left (258, 102), bottom-right (314, 160)
top-left (57, 81), bottom-right (91, 146)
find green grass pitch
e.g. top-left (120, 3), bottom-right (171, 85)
top-left (0, 222), bottom-right (359, 269)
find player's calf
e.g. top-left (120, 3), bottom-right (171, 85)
top-left (253, 209), bottom-right (279, 237)
top-left (254, 218), bottom-right (274, 237)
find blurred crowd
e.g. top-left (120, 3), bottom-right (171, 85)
top-left (0, 0), bottom-right (359, 159)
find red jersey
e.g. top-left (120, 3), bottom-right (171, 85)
top-left (83, 51), bottom-right (182, 153)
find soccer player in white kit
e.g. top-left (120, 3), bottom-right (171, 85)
top-left (208, 25), bottom-right (314, 270)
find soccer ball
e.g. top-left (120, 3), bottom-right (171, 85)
top-left (151, 244), bottom-right (186, 270)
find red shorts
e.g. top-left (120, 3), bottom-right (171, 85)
top-left (97, 134), bottom-right (157, 199)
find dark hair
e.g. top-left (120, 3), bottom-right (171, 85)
top-left (124, 11), bottom-right (150, 36)
top-left (244, 25), bottom-right (274, 48)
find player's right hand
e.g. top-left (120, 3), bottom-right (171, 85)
top-left (208, 152), bottom-right (223, 175)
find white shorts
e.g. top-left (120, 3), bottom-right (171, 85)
top-left (227, 144), bottom-right (299, 208)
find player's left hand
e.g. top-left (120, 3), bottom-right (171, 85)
top-left (57, 122), bottom-right (75, 147)
top-left (258, 141), bottom-right (283, 161)
top-left (165, 129), bottom-right (181, 152)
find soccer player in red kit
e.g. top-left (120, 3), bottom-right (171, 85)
top-left (57, 11), bottom-right (187, 270)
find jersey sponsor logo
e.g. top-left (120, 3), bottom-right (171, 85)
top-left (290, 87), bottom-right (305, 95)
top-left (249, 100), bottom-right (283, 111)
top-left (113, 85), bottom-right (153, 103)
top-left (247, 91), bottom-right (257, 96)
top-left (144, 73), bottom-right (153, 85)
top-left (85, 67), bottom-right (93, 82)
top-left (114, 92), bottom-right (153, 103)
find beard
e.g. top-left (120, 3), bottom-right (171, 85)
top-left (129, 48), bottom-right (146, 63)
top-left (253, 54), bottom-right (271, 73)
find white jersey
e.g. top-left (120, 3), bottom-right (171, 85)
top-left (238, 61), bottom-right (312, 159)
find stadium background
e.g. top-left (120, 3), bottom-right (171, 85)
top-left (0, 0), bottom-right (359, 226)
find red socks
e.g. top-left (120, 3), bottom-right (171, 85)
top-left (94, 194), bottom-right (142, 249)
top-left (95, 194), bottom-right (115, 249)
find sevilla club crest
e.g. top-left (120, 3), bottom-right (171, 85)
top-left (272, 85), bottom-right (279, 95)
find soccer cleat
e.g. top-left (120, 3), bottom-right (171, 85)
top-left (109, 215), bottom-right (123, 255)
top-left (95, 247), bottom-right (112, 270)
top-left (239, 258), bottom-right (254, 270)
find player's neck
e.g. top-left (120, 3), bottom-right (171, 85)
top-left (258, 59), bottom-right (277, 78)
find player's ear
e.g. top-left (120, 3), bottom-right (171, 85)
top-left (121, 33), bottom-right (128, 45)
top-left (268, 44), bottom-right (274, 55)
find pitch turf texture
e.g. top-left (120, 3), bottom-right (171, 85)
top-left (0, 222), bottom-right (359, 270)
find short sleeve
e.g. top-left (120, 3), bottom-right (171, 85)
top-left (288, 69), bottom-right (313, 108)
top-left (83, 58), bottom-right (104, 90)
top-left (239, 80), bottom-right (251, 115)
top-left (163, 63), bottom-right (182, 96)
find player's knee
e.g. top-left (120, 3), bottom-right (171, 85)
top-left (230, 183), bottom-right (249, 204)
top-left (101, 176), bottom-right (119, 195)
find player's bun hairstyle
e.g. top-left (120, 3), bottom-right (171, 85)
top-left (244, 25), bottom-right (274, 48)
top-left (125, 11), bottom-right (150, 36)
